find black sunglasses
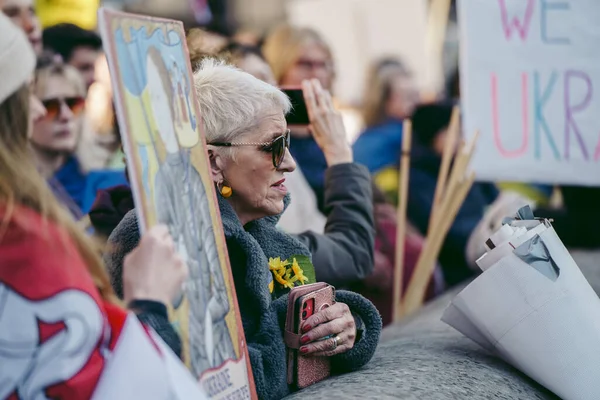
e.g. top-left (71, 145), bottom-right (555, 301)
top-left (209, 129), bottom-right (291, 168)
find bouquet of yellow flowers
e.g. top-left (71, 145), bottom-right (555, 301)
top-left (268, 255), bottom-right (316, 298)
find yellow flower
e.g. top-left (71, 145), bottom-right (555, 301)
top-left (289, 258), bottom-right (308, 285)
top-left (268, 256), bottom-right (310, 292)
top-left (274, 271), bottom-right (293, 289)
top-left (269, 257), bottom-right (293, 290)
top-left (269, 257), bottom-right (289, 274)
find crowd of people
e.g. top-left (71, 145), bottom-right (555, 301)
top-left (2, 0), bottom-right (600, 398)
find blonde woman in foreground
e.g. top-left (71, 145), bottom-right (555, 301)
top-left (0, 13), bottom-right (198, 398)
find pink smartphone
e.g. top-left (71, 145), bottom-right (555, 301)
top-left (285, 283), bottom-right (335, 388)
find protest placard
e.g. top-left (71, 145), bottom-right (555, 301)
top-left (99, 9), bottom-right (256, 399)
top-left (459, 0), bottom-right (600, 185)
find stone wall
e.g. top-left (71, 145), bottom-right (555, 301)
top-left (285, 250), bottom-right (599, 399)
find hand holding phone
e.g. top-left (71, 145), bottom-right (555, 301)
top-left (285, 283), bottom-right (334, 389)
top-left (300, 79), bottom-right (353, 166)
top-left (298, 301), bottom-right (356, 356)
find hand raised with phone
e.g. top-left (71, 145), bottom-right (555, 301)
top-left (122, 225), bottom-right (188, 306)
top-left (302, 79), bottom-right (353, 166)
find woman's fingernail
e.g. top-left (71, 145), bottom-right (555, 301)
top-left (300, 346), bottom-right (309, 354)
top-left (301, 335), bottom-right (310, 344)
top-left (302, 324), bottom-right (311, 333)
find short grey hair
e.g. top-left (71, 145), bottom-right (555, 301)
top-left (192, 58), bottom-right (291, 143)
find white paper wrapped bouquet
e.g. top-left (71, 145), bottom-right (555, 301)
top-left (442, 206), bottom-right (600, 400)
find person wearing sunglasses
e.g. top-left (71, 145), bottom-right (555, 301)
top-left (209, 128), bottom-right (291, 169)
top-left (216, 42), bottom-right (375, 293)
top-left (105, 59), bottom-right (381, 400)
top-left (0, 13), bottom-right (202, 396)
top-left (31, 57), bottom-right (128, 217)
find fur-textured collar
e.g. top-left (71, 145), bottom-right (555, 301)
top-left (216, 193), bottom-right (311, 311)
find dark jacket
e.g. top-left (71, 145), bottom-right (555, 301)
top-left (88, 184), bottom-right (134, 238)
top-left (408, 143), bottom-right (498, 286)
top-left (50, 156), bottom-right (128, 216)
top-left (105, 196), bottom-right (381, 400)
top-left (353, 118), bottom-right (404, 174)
top-left (130, 299), bottom-right (183, 358)
top-left (535, 186), bottom-right (600, 248)
top-left (294, 163), bottom-right (375, 287)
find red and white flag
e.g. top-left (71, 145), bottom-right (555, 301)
top-left (92, 312), bottom-right (209, 399)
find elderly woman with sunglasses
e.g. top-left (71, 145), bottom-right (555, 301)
top-left (106, 59), bottom-right (380, 399)
top-left (31, 55), bottom-right (127, 217)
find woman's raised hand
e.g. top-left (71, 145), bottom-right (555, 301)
top-left (122, 225), bottom-right (188, 306)
top-left (302, 79), bottom-right (353, 166)
top-left (298, 302), bottom-right (356, 357)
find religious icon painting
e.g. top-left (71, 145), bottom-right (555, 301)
top-left (99, 8), bottom-right (256, 399)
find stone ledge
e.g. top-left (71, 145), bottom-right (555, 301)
top-left (285, 250), bottom-right (599, 399)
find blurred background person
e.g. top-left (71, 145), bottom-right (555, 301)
top-left (264, 24), bottom-right (349, 213)
top-left (187, 26), bottom-right (228, 69)
top-left (219, 41), bottom-right (276, 85)
top-left (32, 56), bottom-right (127, 217)
top-left (42, 23), bottom-right (103, 91)
top-left (408, 102), bottom-right (531, 287)
top-left (42, 22), bottom-right (123, 173)
top-left (1, 0), bottom-right (42, 55)
top-left (354, 57), bottom-right (420, 205)
top-left (231, 27), bottom-right (262, 47)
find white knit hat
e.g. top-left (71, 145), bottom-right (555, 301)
top-left (0, 12), bottom-right (36, 104)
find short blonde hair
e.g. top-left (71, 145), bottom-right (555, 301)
top-left (262, 24), bottom-right (333, 84)
top-left (192, 58), bottom-right (291, 144)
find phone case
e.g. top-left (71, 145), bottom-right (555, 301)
top-left (285, 283), bottom-right (335, 388)
top-left (280, 86), bottom-right (310, 125)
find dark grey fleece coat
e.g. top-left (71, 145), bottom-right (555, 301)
top-left (104, 196), bottom-right (381, 400)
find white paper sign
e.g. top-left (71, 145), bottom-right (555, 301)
top-left (443, 226), bottom-right (600, 400)
top-left (458, 0), bottom-right (600, 185)
top-left (92, 314), bottom-right (209, 400)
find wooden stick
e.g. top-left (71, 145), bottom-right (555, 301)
top-left (427, 132), bottom-right (479, 250)
top-left (392, 120), bottom-right (413, 322)
top-left (78, 214), bottom-right (92, 231)
top-left (402, 172), bottom-right (476, 316)
top-left (400, 132), bottom-right (480, 316)
top-left (428, 105), bottom-right (460, 234)
top-left (403, 174), bottom-right (468, 314)
top-left (429, 131), bottom-right (478, 233)
top-left (428, 138), bottom-right (465, 237)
